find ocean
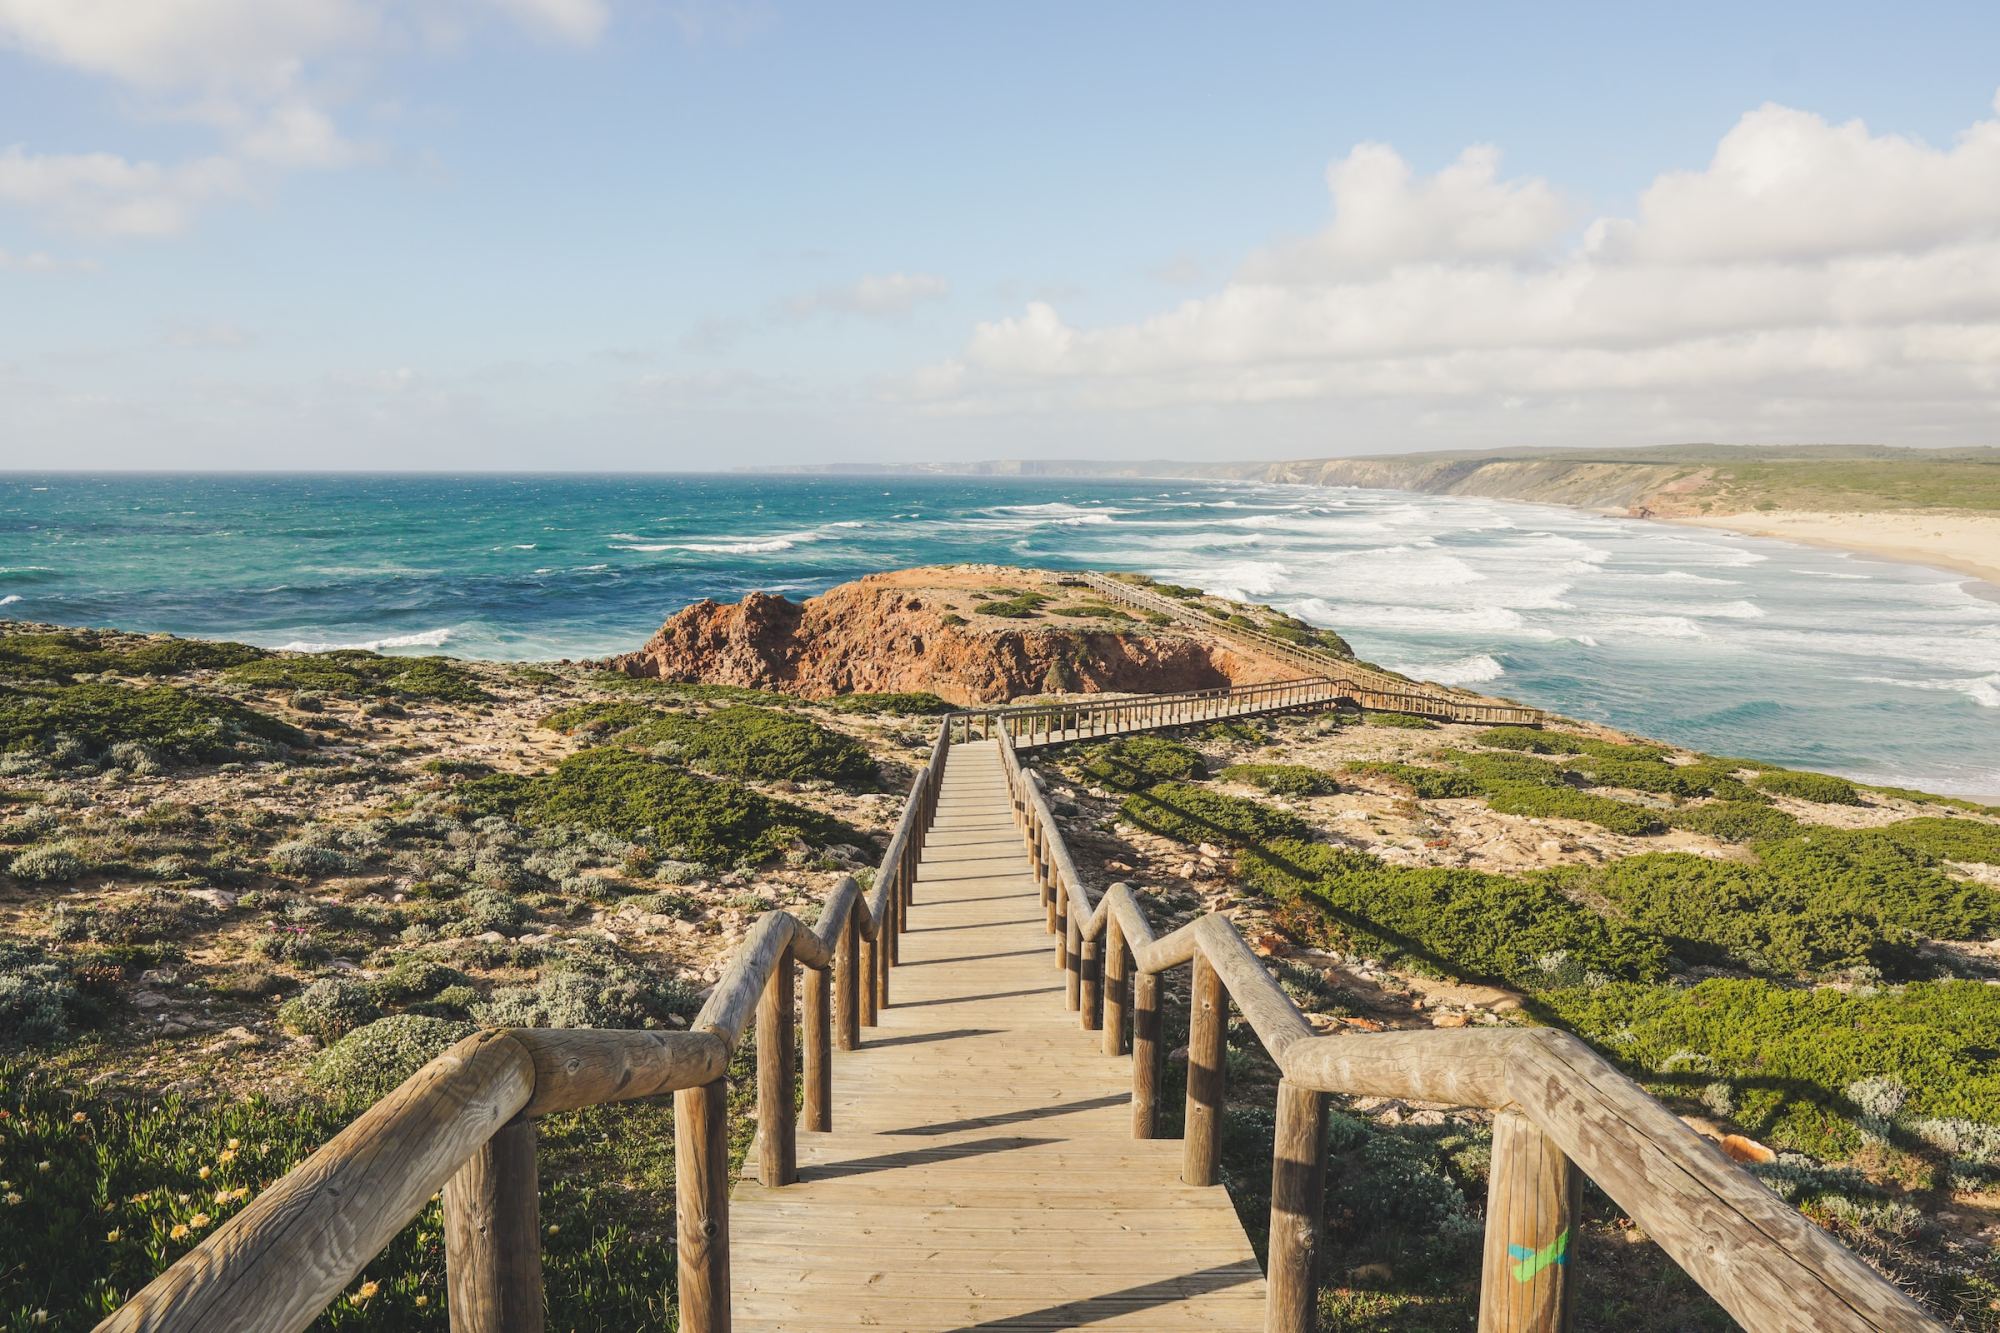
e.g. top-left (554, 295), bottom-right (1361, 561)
top-left (3, 472), bottom-right (1997, 798)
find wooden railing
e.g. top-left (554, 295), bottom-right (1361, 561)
top-left (951, 675), bottom-right (1344, 748)
top-left (996, 732), bottom-right (1942, 1333)
top-left (94, 718), bottom-right (955, 1333)
top-left (1069, 569), bottom-right (1548, 727)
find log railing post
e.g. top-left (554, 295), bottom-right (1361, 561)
top-left (756, 943), bottom-right (796, 1186)
top-left (1079, 930), bottom-right (1101, 1031)
top-left (443, 1118), bottom-right (543, 1333)
top-left (860, 931), bottom-right (879, 1027)
top-left (1103, 916), bottom-right (1129, 1057)
top-left (835, 907), bottom-right (860, 1051)
top-left (1052, 881), bottom-right (1069, 968)
top-left (802, 960), bottom-right (831, 1132)
top-left (675, 1079), bottom-right (729, 1333)
top-left (1184, 952), bottom-right (1226, 1186)
top-left (1265, 1079), bottom-right (1328, 1333)
top-left (1478, 1110), bottom-right (1580, 1333)
top-left (1064, 912), bottom-right (1082, 1010)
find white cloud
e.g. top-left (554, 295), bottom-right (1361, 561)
top-left (0, 0), bottom-right (610, 237)
top-left (913, 92), bottom-right (2000, 447)
top-left (0, 145), bottom-right (247, 236)
top-left (787, 272), bottom-right (951, 320)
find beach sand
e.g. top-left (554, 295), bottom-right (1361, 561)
top-left (1667, 509), bottom-right (2000, 595)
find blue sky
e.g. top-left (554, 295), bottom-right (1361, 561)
top-left (4, 2), bottom-right (2000, 469)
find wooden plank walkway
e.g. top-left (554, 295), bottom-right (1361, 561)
top-left (732, 738), bottom-right (1267, 1331)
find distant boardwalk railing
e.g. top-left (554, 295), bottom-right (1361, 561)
top-left (1068, 569), bottom-right (1548, 727)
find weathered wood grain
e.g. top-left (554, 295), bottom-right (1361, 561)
top-left (1478, 1109), bottom-right (1577, 1333)
top-left (442, 1117), bottom-right (543, 1333)
top-left (1265, 1079), bottom-right (1327, 1333)
top-left (1184, 952), bottom-right (1226, 1188)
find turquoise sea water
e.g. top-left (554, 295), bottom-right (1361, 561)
top-left (3, 472), bottom-right (1997, 798)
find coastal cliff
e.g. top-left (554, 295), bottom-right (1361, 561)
top-left (602, 566), bottom-right (1295, 703)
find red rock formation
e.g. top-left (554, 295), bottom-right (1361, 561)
top-left (603, 570), bottom-right (1294, 704)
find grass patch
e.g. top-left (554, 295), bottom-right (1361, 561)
top-left (818, 691), bottom-right (954, 716)
top-left (0, 630), bottom-right (267, 684)
top-left (1218, 763), bottom-right (1340, 797)
top-left (977, 591), bottom-right (1051, 619)
top-left (0, 681), bottom-right (307, 768)
top-left (540, 700), bottom-right (661, 734)
top-left (1118, 782), bottom-right (1313, 848)
top-left (1753, 769), bottom-right (1864, 805)
top-left (1343, 760), bottom-right (1482, 800)
top-left (1665, 800), bottom-right (1802, 844)
top-left (1077, 736), bottom-right (1205, 790)
top-left (1442, 750), bottom-right (1666, 836)
top-left (1242, 839), bottom-right (1668, 990)
top-left (1472, 726), bottom-right (1658, 760)
top-left (1362, 710), bottom-right (1437, 730)
top-left (224, 651), bottom-right (486, 703)
top-left (618, 705), bottom-right (876, 785)
top-left (460, 748), bottom-right (853, 865)
top-left (1544, 978), bottom-right (2000, 1159)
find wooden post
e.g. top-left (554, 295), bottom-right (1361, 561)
top-left (1133, 968), bottom-right (1160, 1138)
top-left (1079, 930), bottom-right (1101, 1031)
top-left (1184, 952), bottom-right (1226, 1186)
top-left (1052, 883), bottom-right (1069, 968)
top-left (860, 932), bottom-right (879, 1027)
top-left (756, 944), bottom-right (796, 1187)
top-left (1103, 916), bottom-right (1129, 1057)
top-left (675, 1079), bottom-right (729, 1333)
top-left (1064, 913), bottom-right (1082, 1011)
top-left (1479, 1110), bottom-right (1580, 1333)
top-left (835, 909), bottom-right (860, 1051)
top-left (443, 1118), bottom-right (543, 1333)
top-left (802, 961), bottom-right (831, 1132)
top-left (1265, 1079), bottom-right (1328, 1333)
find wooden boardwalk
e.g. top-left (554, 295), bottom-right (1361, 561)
top-left (732, 738), bottom-right (1267, 1331)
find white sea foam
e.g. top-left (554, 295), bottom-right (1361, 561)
top-left (1686, 599), bottom-right (1766, 619)
top-left (1386, 652), bottom-right (1506, 686)
top-left (1593, 614), bottom-right (1708, 639)
top-left (1626, 570), bottom-right (1740, 586)
top-left (276, 627), bottom-right (454, 652)
top-left (0, 594), bottom-right (20, 606)
top-left (1793, 569), bottom-right (1871, 580)
top-left (1855, 673), bottom-right (2000, 708)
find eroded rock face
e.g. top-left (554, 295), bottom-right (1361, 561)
top-left (602, 570), bottom-right (1292, 704)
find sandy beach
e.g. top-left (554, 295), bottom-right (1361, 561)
top-left (1668, 509), bottom-right (2000, 597)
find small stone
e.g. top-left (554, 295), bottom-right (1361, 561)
top-left (1431, 1012), bottom-right (1471, 1029)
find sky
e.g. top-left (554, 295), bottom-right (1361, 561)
top-left (3, 1), bottom-right (2000, 470)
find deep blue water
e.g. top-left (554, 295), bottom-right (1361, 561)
top-left (3, 472), bottom-right (1997, 797)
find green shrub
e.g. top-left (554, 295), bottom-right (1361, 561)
top-left (120, 638), bottom-right (268, 676)
top-left (1253, 839), bottom-right (1667, 988)
top-left (7, 840), bottom-right (86, 884)
top-left (307, 1014), bottom-right (477, 1100)
top-left (1868, 816), bottom-right (2000, 865)
top-left (1199, 719), bottom-right (1264, 743)
top-left (267, 838), bottom-right (361, 879)
top-left (1119, 782), bottom-right (1311, 847)
top-left (367, 958), bottom-right (471, 1006)
top-left (977, 591), bottom-right (1050, 618)
top-left (619, 705), bottom-right (875, 785)
top-left (1342, 760), bottom-right (1482, 800)
top-left (1543, 978), bottom-right (2000, 1158)
top-left (1575, 854), bottom-right (1883, 976)
top-left (540, 700), bottom-right (659, 734)
top-left (1324, 1113), bottom-right (1485, 1275)
top-left (475, 953), bottom-right (699, 1030)
top-left (1754, 829), bottom-right (2000, 940)
top-left (819, 691), bottom-right (953, 716)
top-left (1567, 753), bottom-right (1753, 799)
top-left (0, 942), bottom-right (88, 1045)
top-left (224, 650), bottom-right (486, 702)
top-left (1078, 736), bottom-right (1206, 790)
top-left (1667, 801), bottom-right (1803, 844)
top-left (1472, 727), bottom-right (1655, 759)
top-left (461, 748), bottom-right (852, 866)
top-left (1754, 769), bottom-right (1863, 805)
top-left (0, 681), bottom-right (306, 767)
top-left (1218, 763), bottom-right (1340, 797)
top-left (277, 977), bottom-right (382, 1044)
top-left (1362, 711), bottom-right (1437, 730)
top-left (1480, 783), bottom-right (1666, 836)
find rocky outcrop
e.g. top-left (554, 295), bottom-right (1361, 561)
top-left (603, 569), bottom-right (1294, 704)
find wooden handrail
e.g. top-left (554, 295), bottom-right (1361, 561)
top-left (99, 716), bottom-right (961, 1333)
top-left (995, 730), bottom-right (1942, 1333)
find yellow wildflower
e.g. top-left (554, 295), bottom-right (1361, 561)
top-left (71, 1112), bottom-right (87, 1124)
top-left (353, 1280), bottom-right (380, 1302)
top-left (197, 1165), bottom-right (211, 1180)
top-left (414, 1295), bottom-right (429, 1308)
top-left (169, 1224), bottom-right (189, 1241)
top-left (189, 1212), bottom-right (211, 1229)
top-left (226, 1137), bottom-right (240, 1150)
top-left (35, 1160), bottom-right (51, 1172)
top-left (4, 1192), bottom-right (21, 1206)
top-left (217, 1149), bottom-right (237, 1165)
top-left (106, 1229), bottom-right (122, 1242)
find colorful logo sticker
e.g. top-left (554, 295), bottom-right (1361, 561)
top-left (1507, 1227), bottom-right (1569, 1282)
